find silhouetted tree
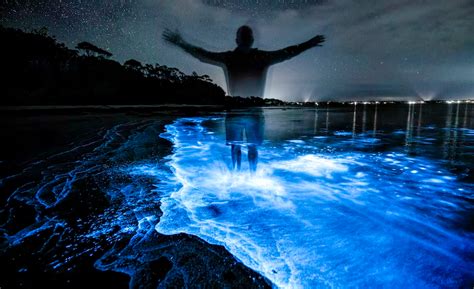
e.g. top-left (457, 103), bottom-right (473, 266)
top-left (76, 41), bottom-right (112, 58)
top-left (0, 25), bottom-right (225, 106)
top-left (31, 27), bottom-right (49, 37)
top-left (200, 74), bottom-right (212, 82)
top-left (124, 59), bottom-right (143, 70)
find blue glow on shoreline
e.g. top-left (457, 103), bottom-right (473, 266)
top-left (156, 117), bottom-right (474, 289)
top-left (1, 110), bottom-right (473, 288)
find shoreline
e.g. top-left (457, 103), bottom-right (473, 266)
top-left (1, 101), bottom-right (469, 111)
top-left (0, 113), bottom-right (273, 289)
top-left (0, 104), bottom-right (321, 116)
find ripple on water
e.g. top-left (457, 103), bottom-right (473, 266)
top-left (155, 117), bottom-right (474, 289)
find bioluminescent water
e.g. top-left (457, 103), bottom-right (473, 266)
top-left (1, 104), bottom-right (473, 288)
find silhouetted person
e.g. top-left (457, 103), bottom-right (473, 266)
top-left (225, 108), bottom-right (264, 172)
top-left (162, 25), bottom-right (325, 98)
top-left (163, 25), bottom-right (324, 172)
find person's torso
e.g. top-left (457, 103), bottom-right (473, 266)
top-left (223, 49), bottom-right (270, 98)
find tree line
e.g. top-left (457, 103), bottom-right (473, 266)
top-left (0, 25), bottom-right (225, 106)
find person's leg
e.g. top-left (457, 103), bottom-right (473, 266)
top-left (248, 145), bottom-right (258, 172)
top-left (243, 110), bottom-right (263, 173)
top-left (231, 144), bottom-right (242, 170)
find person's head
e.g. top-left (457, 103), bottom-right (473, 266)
top-left (236, 25), bottom-right (254, 48)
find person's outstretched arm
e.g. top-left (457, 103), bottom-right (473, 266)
top-left (162, 29), bottom-right (226, 66)
top-left (266, 34), bottom-right (325, 65)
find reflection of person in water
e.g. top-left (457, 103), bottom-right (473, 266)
top-left (225, 108), bottom-right (264, 172)
top-left (163, 25), bottom-right (325, 98)
top-left (163, 25), bottom-right (324, 171)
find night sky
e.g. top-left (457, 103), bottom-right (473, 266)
top-left (1, 0), bottom-right (473, 101)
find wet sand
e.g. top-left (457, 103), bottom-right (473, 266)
top-left (0, 110), bottom-right (271, 289)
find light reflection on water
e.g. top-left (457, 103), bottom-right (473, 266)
top-left (155, 104), bottom-right (473, 288)
top-left (1, 104), bottom-right (473, 288)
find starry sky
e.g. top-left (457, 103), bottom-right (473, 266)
top-left (1, 0), bottom-right (473, 101)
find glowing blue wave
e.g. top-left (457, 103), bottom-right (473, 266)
top-left (156, 117), bottom-right (474, 289)
top-left (1, 113), bottom-right (473, 288)
top-left (1, 119), bottom-right (169, 275)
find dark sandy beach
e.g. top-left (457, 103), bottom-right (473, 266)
top-left (0, 108), bottom-right (271, 289)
